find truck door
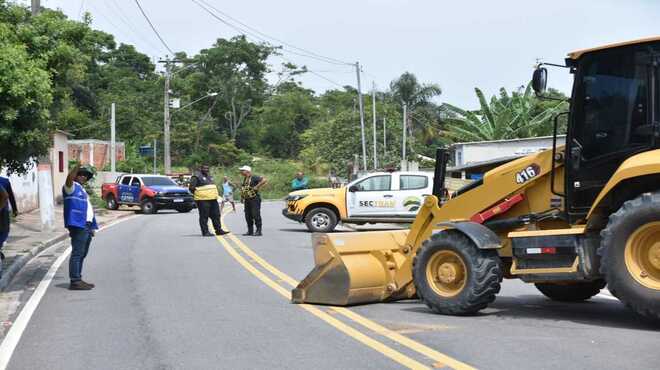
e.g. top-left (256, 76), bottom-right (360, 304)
top-left (346, 174), bottom-right (395, 217)
top-left (118, 176), bottom-right (135, 203)
top-left (129, 177), bottom-right (143, 203)
top-left (566, 45), bottom-right (656, 219)
top-left (395, 174), bottom-right (431, 217)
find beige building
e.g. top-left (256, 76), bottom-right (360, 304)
top-left (68, 139), bottom-right (125, 170)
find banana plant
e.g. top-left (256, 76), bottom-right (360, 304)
top-left (442, 84), bottom-right (565, 142)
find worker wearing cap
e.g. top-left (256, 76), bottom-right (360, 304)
top-left (239, 165), bottom-right (267, 236)
top-left (63, 163), bottom-right (98, 291)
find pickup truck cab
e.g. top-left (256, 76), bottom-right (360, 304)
top-left (102, 174), bottom-right (194, 214)
top-left (282, 171), bottom-right (433, 232)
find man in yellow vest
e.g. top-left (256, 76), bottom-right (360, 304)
top-left (189, 165), bottom-right (229, 237)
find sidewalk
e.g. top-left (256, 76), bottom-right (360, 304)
top-left (0, 206), bottom-right (136, 290)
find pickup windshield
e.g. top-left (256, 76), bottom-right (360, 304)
top-left (142, 177), bottom-right (176, 186)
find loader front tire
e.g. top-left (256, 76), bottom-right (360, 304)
top-left (599, 192), bottom-right (660, 321)
top-left (535, 280), bottom-right (606, 302)
top-left (413, 231), bottom-right (503, 315)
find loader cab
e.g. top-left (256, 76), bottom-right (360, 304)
top-left (537, 40), bottom-right (660, 223)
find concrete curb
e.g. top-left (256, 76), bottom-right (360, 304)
top-left (0, 212), bottom-right (136, 292)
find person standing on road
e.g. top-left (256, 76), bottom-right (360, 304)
top-left (291, 172), bottom-right (309, 191)
top-left (239, 166), bottom-right (267, 236)
top-left (63, 164), bottom-right (97, 291)
top-left (0, 184), bottom-right (8, 264)
top-left (220, 176), bottom-right (236, 213)
top-left (189, 165), bottom-right (228, 237)
top-left (0, 176), bottom-right (17, 261)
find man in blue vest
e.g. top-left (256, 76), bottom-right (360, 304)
top-left (63, 163), bottom-right (98, 290)
top-left (0, 176), bottom-right (18, 261)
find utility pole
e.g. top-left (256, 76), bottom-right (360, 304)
top-left (110, 103), bottom-right (116, 175)
top-left (402, 103), bottom-right (407, 166)
top-left (355, 62), bottom-right (367, 172)
top-left (158, 57), bottom-right (186, 174)
top-left (153, 139), bottom-right (157, 174)
top-left (31, 0), bottom-right (40, 16)
top-left (371, 82), bottom-right (377, 170)
top-left (383, 117), bottom-right (386, 160)
top-left (163, 62), bottom-right (171, 175)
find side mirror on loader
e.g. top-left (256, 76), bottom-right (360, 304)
top-left (532, 67), bottom-right (548, 95)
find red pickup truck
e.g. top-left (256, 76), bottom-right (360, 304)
top-left (102, 174), bottom-right (195, 214)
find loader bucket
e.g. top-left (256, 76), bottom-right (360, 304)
top-left (292, 230), bottom-right (412, 306)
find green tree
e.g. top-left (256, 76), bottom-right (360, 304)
top-left (389, 72), bottom-right (442, 155)
top-left (0, 22), bottom-right (52, 173)
top-left (390, 72), bottom-right (442, 109)
top-left (251, 85), bottom-right (318, 158)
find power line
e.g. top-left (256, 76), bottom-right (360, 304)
top-left (274, 55), bottom-right (349, 89)
top-left (197, 0), bottom-right (352, 66)
top-left (87, 1), bottom-right (148, 52)
top-left (191, 0), bottom-right (351, 89)
top-left (133, 0), bottom-right (174, 55)
top-left (191, 0), bottom-right (351, 67)
top-left (107, 0), bottom-right (166, 55)
top-left (78, 0), bottom-right (85, 20)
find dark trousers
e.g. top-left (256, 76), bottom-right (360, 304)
top-left (197, 200), bottom-right (222, 235)
top-left (68, 226), bottom-right (93, 282)
top-left (244, 197), bottom-right (262, 233)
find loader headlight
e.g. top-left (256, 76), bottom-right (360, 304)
top-left (287, 194), bottom-right (308, 201)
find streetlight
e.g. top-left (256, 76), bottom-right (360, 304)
top-left (173, 92), bottom-right (219, 113)
top-left (162, 92), bottom-right (218, 174)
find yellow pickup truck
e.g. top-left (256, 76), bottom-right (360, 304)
top-left (282, 171), bottom-right (434, 232)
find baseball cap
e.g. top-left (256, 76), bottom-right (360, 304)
top-left (238, 165), bottom-right (252, 172)
top-left (78, 167), bottom-right (94, 180)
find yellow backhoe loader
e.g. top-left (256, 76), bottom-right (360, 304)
top-left (292, 37), bottom-right (660, 320)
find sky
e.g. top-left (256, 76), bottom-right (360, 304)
top-left (25, 0), bottom-right (660, 108)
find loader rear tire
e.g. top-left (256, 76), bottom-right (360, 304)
top-left (535, 280), bottom-right (606, 302)
top-left (599, 192), bottom-right (660, 321)
top-left (413, 231), bottom-right (503, 315)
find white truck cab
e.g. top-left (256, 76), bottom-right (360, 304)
top-left (346, 171), bottom-right (433, 221)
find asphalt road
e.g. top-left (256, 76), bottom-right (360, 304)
top-left (3, 202), bottom-right (659, 370)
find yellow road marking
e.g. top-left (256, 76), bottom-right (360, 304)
top-left (224, 233), bottom-right (475, 370)
top-left (214, 234), bottom-right (430, 369)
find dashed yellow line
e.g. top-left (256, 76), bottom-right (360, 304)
top-left (224, 233), bottom-right (475, 370)
top-left (215, 233), bottom-right (429, 369)
top-left (218, 211), bottom-right (475, 370)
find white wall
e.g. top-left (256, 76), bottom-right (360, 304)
top-left (0, 161), bottom-right (39, 213)
top-left (49, 132), bottom-right (69, 203)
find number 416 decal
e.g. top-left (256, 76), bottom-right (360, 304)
top-left (516, 164), bottom-right (540, 184)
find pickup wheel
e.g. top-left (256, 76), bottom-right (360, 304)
top-left (305, 207), bottom-right (338, 232)
top-left (141, 198), bottom-right (157, 214)
top-left (105, 195), bottom-right (119, 210)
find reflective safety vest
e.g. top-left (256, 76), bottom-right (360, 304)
top-left (194, 184), bottom-right (219, 201)
top-left (63, 182), bottom-right (98, 229)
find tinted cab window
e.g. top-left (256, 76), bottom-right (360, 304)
top-left (355, 175), bottom-right (391, 191)
top-left (400, 175), bottom-right (428, 190)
